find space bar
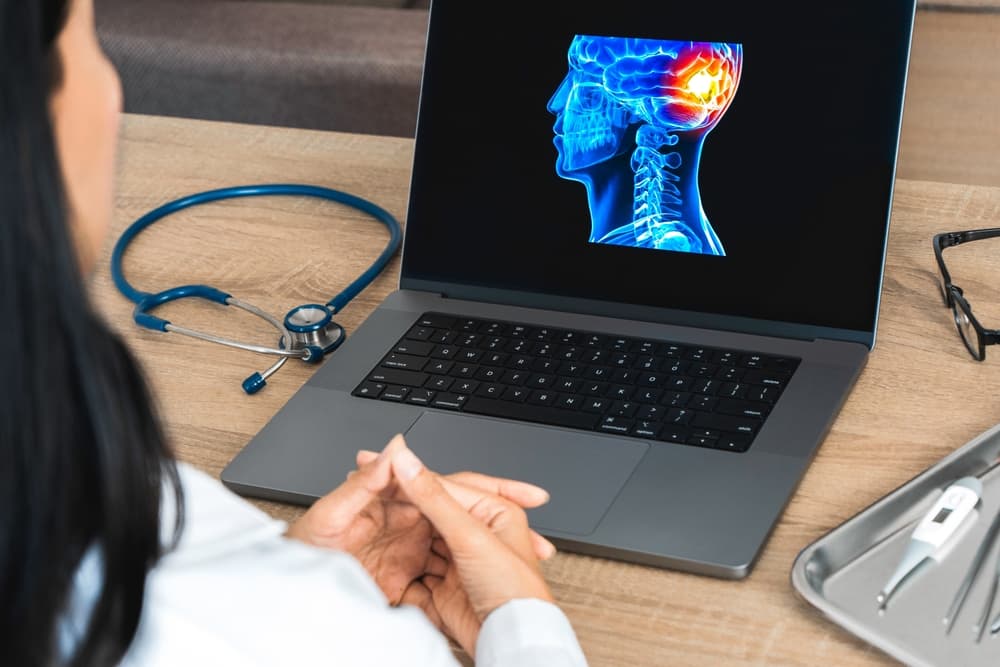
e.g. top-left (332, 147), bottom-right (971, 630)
top-left (463, 398), bottom-right (600, 431)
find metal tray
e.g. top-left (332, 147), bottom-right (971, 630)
top-left (791, 422), bottom-right (1000, 667)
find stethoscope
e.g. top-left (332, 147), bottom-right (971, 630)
top-left (111, 184), bottom-right (402, 394)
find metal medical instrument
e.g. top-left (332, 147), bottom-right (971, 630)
top-left (111, 184), bottom-right (402, 394)
top-left (942, 507), bottom-right (1000, 638)
top-left (876, 476), bottom-right (983, 612)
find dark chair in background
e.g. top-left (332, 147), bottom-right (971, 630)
top-left (95, 0), bottom-right (430, 138)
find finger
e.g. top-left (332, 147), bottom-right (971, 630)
top-left (435, 476), bottom-right (534, 518)
top-left (531, 531), bottom-right (557, 560)
top-left (399, 580), bottom-right (443, 631)
top-left (432, 537), bottom-right (451, 561)
top-left (436, 477), bottom-right (545, 561)
top-left (426, 552), bottom-right (449, 578)
top-left (390, 442), bottom-right (503, 554)
top-left (310, 435), bottom-right (404, 527)
top-left (445, 471), bottom-right (550, 508)
top-left (356, 450), bottom-right (379, 466)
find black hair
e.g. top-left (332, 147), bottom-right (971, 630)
top-left (0, 2), bottom-right (183, 665)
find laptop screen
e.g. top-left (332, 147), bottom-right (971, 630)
top-left (400, 0), bottom-right (916, 340)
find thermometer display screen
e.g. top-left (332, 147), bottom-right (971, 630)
top-left (933, 508), bottom-right (953, 524)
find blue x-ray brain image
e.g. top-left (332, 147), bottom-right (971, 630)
top-left (548, 36), bottom-right (742, 255)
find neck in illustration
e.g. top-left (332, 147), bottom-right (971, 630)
top-left (602, 125), bottom-right (721, 255)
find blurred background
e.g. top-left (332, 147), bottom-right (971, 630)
top-left (95, 0), bottom-right (1000, 186)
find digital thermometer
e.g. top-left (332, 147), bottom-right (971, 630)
top-left (876, 476), bottom-right (983, 611)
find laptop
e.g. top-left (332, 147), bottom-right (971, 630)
top-left (222, 0), bottom-right (917, 579)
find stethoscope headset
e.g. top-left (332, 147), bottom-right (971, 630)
top-left (111, 183), bottom-right (402, 395)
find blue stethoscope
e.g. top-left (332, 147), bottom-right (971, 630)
top-left (111, 184), bottom-right (402, 395)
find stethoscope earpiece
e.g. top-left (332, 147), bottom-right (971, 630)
top-left (110, 184), bottom-right (402, 395)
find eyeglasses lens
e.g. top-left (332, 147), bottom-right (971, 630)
top-left (952, 299), bottom-right (983, 360)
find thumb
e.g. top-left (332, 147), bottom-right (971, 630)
top-left (306, 434), bottom-right (403, 532)
top-left (391, 442), bottom-right (498, 554)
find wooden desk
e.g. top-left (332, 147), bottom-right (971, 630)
top-left (90, 114), bottom-right (1000, 666)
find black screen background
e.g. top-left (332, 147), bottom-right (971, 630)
top-left (401, 1), bottom-right (915, 335)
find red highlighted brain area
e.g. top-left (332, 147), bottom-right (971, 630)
top-left (661, 44), bottom-right (739, 126)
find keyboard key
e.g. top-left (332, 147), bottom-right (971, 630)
top-left (558, 361), bottom-right (585, 377)
top-left (659, 426), bottom-right (689, 443)
top-left (367, 368), bottom-right (428, 387)
top-left (660, 391), bottom-right (690, 408)
top-left (716, 435), bottom-right (753, 452)
top-left (430, 393), bottom-right (468, 410)
top-left (393, 340), bottom-right (434, 356)
top-left (716, 399), bottom-right (769, 419)
top-left (688, 434), bottom-right (718, 448)
top-left (665, 408), bottom-right (694, 425)
top-left (456, 348), bottom-right (483, 363)
top-left (527, 390), bottom-right (557, 406)
top-left (609, 401), bottom-right (638, 418)
top-left (631, 420), bottom-right (661, 438)
top-left (636, 404), bottom-right (665, 420)
top-left (598, 416), bottom-right (633, 434)
top-left (500, 370), bottom-right (528, 385)
top-left (406, 389), bottom-right (435, 405)
top-left (554, 378), bottom-right (580, 392)
top-left (526, 374), bottom-right (556, 389)
top-left (606, 385), bottom-right (633, 400)
top-left (431, 345), bottom-right (459, 360)
top-left (475, 366), bottom-right (504, 382)
top-left (381, 385), bottom-right (411, 402)
top-left (382, 353), bottom-right (428, 371)
top-left (426, 360), bottom-right (454, 375)
top-left (425, 376), bottom-right (454, 392)
top-left (418, 314), bottom-right (456, 328)
top-left (688, 395), bottom-right (718, 411)
top-left (581, 398), bottom-right (609, 413)
top-left (404, 326), bottom-right (434, 341)
top-left (353, 381), bottom-right (384, 399)
top-left (429, 330), bottom-right (457, 344)
top-left (449, 364), bottom-right (478, 378)
top-left (501, 386), bottom-right (529, 402)
top-left (463, 397), bottom-right (600, 430)
top-left (692, 412), bottom-right (759, 435)
top-left (555, 394), bottom-right (583, 410)
top-left (635, 388), bottom-right (662, 404)
top-left (452, 380), bottom-right (480, 394)
top-left (475, 383), bottom-right (504, 398)
top-left (746, 385), bottom-right (781, 403)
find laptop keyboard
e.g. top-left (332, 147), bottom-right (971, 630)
top-left (351, 312), bottom-right (801, 453)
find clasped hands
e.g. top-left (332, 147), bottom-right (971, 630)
top-left (285, 434), bottom-right (556, 656)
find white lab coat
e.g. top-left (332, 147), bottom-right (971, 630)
top-left (60, 462), bottom-right (589, 666)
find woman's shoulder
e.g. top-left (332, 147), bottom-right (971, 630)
top-left (159, 461), bottom-right (289, 562)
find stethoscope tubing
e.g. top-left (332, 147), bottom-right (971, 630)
top-left (110, 183), bottom-right (402, 393)
top-left (111, 183), bottom-right (402, 311)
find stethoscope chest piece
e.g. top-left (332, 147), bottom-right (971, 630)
top-left (283, 304), bottom-right (344, 355)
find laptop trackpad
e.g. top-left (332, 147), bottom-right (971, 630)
top-left (403, 411), bottom-right (649, 536)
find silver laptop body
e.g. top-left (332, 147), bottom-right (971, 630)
top-left (222, 0), bottom-right (917, 579)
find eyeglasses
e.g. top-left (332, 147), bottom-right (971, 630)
top-left (932, 228), bottom-right (1000, 360)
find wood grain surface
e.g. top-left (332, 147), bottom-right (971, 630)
top-left (88, 114), bottom-right (1000, 666)
top-left (897, 7), bottom-right (1000, 187)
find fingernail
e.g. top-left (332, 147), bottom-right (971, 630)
top-left (394, 447), bottom-right (423, 480)
top-left (380, 434), bottom-right (406, 459)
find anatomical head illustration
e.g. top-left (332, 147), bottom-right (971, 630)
top-left (547, 36), bottom-right (742, 255)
